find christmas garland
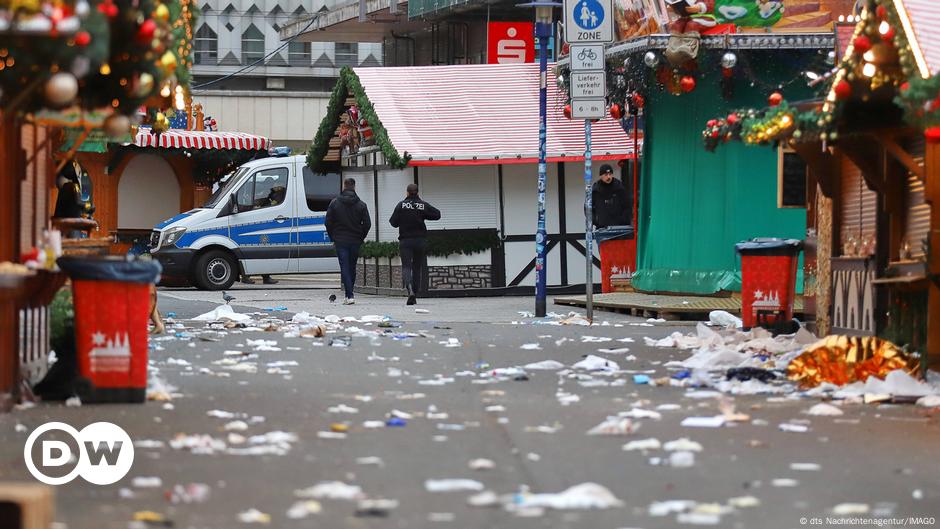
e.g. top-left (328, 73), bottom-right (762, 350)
top-left (359, 231), bottom-right (501, 259)
top-left (896, 74), bottom-right (940, 129)
top-left (702, 100), bottom-right (827, 151)
top-left (306, 67), bottom-right (410, 173)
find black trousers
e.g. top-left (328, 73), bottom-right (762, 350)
top-left (399, 238), bottom-right (427, 296)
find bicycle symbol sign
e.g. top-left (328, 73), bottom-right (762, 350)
top-left (564, 0), bottom-right (612, 43)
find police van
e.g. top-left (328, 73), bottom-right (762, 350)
top-left (149, 154), bottom-right (341, 290)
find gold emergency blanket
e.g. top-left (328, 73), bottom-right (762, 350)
top-left (787, 335), bottom-right (919, 388)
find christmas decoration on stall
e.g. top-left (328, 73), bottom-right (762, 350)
top-left (820, 0), bottom-right (913, 141)
top-left (1, 0), bottom-right (197, 138)
top-left (702, 99), bottom-right (827, 151)
top-left (0, 0), bottom-right (109, 110)
top-left (307, 67), bottom-right (411, 173)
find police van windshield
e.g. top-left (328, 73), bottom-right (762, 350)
top-left (203, 167), bottom-right (249, 208)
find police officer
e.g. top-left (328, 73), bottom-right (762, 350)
top-left (389, 184), bottom-right (441, 305)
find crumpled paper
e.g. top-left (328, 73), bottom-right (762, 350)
top-left (787, 335), bottom-right (919, 389)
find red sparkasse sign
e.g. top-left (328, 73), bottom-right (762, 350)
top-left (487, 21), bottom-right (535, 64)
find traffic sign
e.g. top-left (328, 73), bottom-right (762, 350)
top-left (570, 71), bottom-right (606, 98)
top-left (564, 0), bottom-right (613, 44)
top-left (570, 98), bottom-right (605, 119)
top-left (569, 44), bottom-right (605, 71)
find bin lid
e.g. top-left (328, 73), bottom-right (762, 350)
top-left (58, 256), bottom-right (162, 284)
top-left (594, 225), bottom-right (634, 243)
top-left (735, 238), bottom-right (803, 254)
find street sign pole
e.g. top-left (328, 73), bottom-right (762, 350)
top-left (583, 118), bottom-right (593, 322)
top-left (534, 15), bottom-right (550, 318)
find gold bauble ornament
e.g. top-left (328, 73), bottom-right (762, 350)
top-left (160, 51), bottom-right (177, 71)
top-left (135, 72), bottom-right (155, 97)
top-left (154, 3), bottom-right (170, 21)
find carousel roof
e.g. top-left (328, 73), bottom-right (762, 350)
top-left (134, 129), bottom-right (272, 151)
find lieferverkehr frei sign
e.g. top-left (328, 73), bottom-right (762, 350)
top-left (564, 0), bottom-right (613, 44)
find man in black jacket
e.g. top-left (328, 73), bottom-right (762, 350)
top-left (389, 184), bottom-right (441, 305)
top-left (326, 178), bottom-right (372, 304)
top-left (591, 164), bottom-right (630, 228)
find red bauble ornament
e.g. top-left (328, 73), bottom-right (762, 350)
top-left (768, 91), bottom-right (783, 107)
top-left (926, 127), bottom-right (940, 144)
top-left (97, 0), bottom-right (117, 17)
top-left (679, 75), bottom-right (696, 93)
top-left (901, 81), bottom-right (910, 91)
top-left (853, 35), bottom-right (872, 54)
top-left (834, 79), bottom-right (852, 100)
top-left (633, 94), bottom-right (645, 108)
top-left (610, 103), bottom-right (623, 120)
top-left (727, 113), bottom-right (739, 125)
top-left (721, 67), bottom-right (734, 78)
top-left (706, 119), bottom-right (718, 127)
top-left (74, 31), bottom-right (91, 46)
top-left (561, 43), bottom-right (570, 56)
top-left (563, 104), bottom-right (572, 119)
top-left (881, 25), bottom-right (895, 41)
top-left (137, 19), bottom-right (157, 44)
top-left (876, 5), bottom-right (887, 19)
top-left (711, 129), bottom-right (720, 139)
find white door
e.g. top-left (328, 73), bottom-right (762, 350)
top-left (228, 165), bottom-right (294, 275)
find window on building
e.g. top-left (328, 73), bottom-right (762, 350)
top-left (194, 24), bottom-right (218, 65)
top-left (242, 24), bottom-right (265, 64)
top-left (288, 40), bottom-right (311, 66)
top-left (335, 42), bottom-right (358, 67)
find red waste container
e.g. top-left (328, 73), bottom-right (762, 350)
top-left (735, 238), bottom-right (802, 330)
top-left (595, 226), bottom-right (635, 293)
top-left (58, 257), bottom-right (162, 403)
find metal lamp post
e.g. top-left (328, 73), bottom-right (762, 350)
top-left (519, 0), bottom-right (560, 317)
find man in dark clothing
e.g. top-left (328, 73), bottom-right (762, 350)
top-left (326, 178), bottom-right (372, 304)
top-left (389, 184), bottom-right (441, 305)
top-left (591, 164), bottom-right (630, 228)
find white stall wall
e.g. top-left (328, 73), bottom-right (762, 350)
top-left (501, 163), bottom-right (560, 235)
top-left (377, 169), bottom-right (411, 241)
top-left (418, 165), bottom-right (499, 230)
top-left (118, 154), bottom-right (180, 230)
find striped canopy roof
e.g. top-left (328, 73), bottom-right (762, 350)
top-left (896, 0), bottom-right (940, 78)
top-left (352, 63), bottom-right (639, 165)
top-left (134, 129), bottom-right (272, 151)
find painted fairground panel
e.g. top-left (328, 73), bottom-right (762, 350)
top-left (614, 0), bottom-right (862, 39)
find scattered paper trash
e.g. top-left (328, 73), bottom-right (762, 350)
top-left (425, 479), bottom-right (485, 492)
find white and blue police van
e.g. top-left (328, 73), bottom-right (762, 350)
top-left (149, 153), bottom-right (341, 290)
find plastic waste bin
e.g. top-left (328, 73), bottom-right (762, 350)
top-left (57, 256), bottom-right (162, 403)
top-left (734, 238), bottom-right (802, 330)
top-left (594, 226), bottom-right (635, 293)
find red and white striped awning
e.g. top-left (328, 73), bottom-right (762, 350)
top-left (354, 63), bottom-right (639, 166)
top-left (896, 0), bottom-right (940, 78)
top-left (134, 130), bottom-right (272, 151)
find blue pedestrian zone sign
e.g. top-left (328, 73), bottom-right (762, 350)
top-left (574, 0), bottom-right (604, 30)
top-left (564, 0), bottom-right (612, 43)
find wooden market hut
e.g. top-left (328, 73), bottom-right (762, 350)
top-left (714, 0), bottom-right (940, 364)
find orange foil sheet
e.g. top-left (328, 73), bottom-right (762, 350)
top-left (787, 335), bottom-right (919, 389)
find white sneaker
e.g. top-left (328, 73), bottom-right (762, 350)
top-left (343, 298), bottom-right (355, 305)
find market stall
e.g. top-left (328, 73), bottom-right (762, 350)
top-left (306, 63), bottom-right (640, 295)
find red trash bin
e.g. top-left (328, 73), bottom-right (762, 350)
top-left (735, 238), bottom-right (802, 330)
top-left (595, 226), bottom-right (635, 293)
top-left (58, 257), bottom-right (162, 403)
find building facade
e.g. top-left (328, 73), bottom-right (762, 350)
top-left (191, 0), bottom-right (383, 150)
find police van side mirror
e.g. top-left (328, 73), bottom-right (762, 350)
top-left (227, 193), bottom-right (238, 215)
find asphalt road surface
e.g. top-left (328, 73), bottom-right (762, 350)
top-left (1, 281), bottom-right (939, 529)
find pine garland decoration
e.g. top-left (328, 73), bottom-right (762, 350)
top-left (307, 67), bottom-right (410, 173)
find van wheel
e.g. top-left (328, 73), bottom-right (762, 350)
top-left (193, 250), bottom-right (237, 290)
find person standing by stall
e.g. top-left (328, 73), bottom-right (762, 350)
top-left (591, 164), bottom-right (629, 229)
top-left (326, 178), bottom-right (371, 304)
top-left (389, 184), bottom-right (441, 305)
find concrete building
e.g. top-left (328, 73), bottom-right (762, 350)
top-left (191, 0), bottom-right (384, 150)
